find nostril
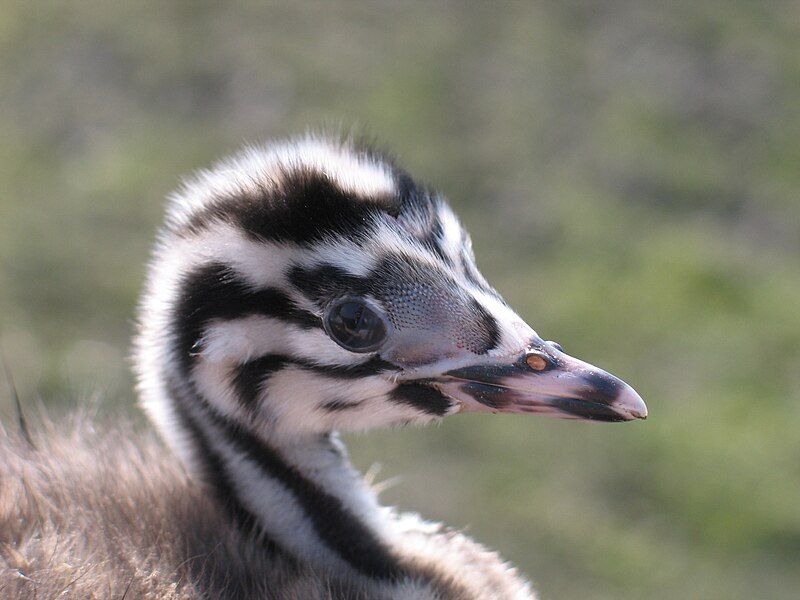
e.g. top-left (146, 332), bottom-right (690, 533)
top-left (525, 352), bottom-right (549, 371)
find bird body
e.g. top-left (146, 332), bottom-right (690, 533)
top-left (0, 414), bottom-right (530, 599)
top-left (0, 136), bottom-right (646, 599)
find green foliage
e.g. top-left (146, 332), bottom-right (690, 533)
top-left (1, 3), bottom-right (798, 597)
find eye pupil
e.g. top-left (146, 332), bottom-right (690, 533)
top-left (324, 299), bottom-right (388, 352)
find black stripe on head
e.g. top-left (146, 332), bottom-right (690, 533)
top-left (288, 264), bottom-right (370, 306)
top-left (200, 404), bottom-right (409, 581)
top-left (231, 353), bottom-right (395, 412)
top-left (460, 251), bottom-right (486, 290)
top-left (459, 249), bottom-right (505, 305)
top-left (173, 263), bottom-right (321, 375)
top-left (390, 383), bottom-right (452, 416)
top-left (459, 382), bottom-right (512, 411)
top-left (181, 167), bottom-right (399, 245)
top-left (231, 355), bottom-right (290, 410)
top-left (298, 354), bottom-right (395, 378)
top-left (465, 298), bottom-right (501, 354)
top-left (421, 215), bottom-right (448, 264)
top-left (318, 398), bottom-right (364, 412)
top-left (394, 181), bottom-right (452, 266)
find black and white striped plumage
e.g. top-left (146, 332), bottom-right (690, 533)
top-left (138, 137), bottom-right (522, 437)
top-left (1, 136), bottom-right (646, 599)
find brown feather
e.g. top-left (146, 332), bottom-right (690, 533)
top-left (0, 410), bottom-right (534, 599)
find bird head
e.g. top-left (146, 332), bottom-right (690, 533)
top-left (136, 136), bottom-right (646, 440)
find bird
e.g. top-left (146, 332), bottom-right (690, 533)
top-left (0, 135), bottom-right (647, 599)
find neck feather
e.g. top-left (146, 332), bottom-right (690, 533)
top-left (139, 349), bottom-right (532, 598)
top-left (164, 375), bottom-right (410, 582)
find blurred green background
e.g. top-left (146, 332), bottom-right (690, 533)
top-left (1, 2), bottom-right (799, 598)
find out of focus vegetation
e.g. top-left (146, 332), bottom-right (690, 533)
top-left (1, 3), bottom-right (798, 598)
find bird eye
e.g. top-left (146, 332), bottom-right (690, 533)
top-left (324, 298), bottom-right (388, 353)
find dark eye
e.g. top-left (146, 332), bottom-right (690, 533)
top-left (324, 298), bottom-right (388, 352)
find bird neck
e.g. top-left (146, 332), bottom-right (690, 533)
top-left (165, 378), bottom-right (411, 583)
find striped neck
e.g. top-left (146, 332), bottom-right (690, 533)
top-left (132, 137), bottom-right (542, 597)
top-left (166, 375), bottom-right (410, 583)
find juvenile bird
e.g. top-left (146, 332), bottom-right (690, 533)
top-left (0, 136), bottom-right (646, 599)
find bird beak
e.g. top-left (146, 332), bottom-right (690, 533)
top-left (431, 345), bottom-right (647, 422)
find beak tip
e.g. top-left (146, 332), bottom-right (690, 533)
top-left (615, 385), bottom-right (648, 421)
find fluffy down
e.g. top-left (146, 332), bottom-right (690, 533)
top-left (0, 411), bottom-right (534, 600)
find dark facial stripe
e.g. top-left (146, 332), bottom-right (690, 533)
top-left (420, 215), bottom-right (451, 266)
top-left (393, 168), bottom-right (418, 208)
top-left (288, 263), bottom-right (369, 306)
top-left (199, 403), bottom-right (409, 581)
top-left (469, 298), bottom-right (501, 354)
top-left (231, 355), bottom-right (290, 409)
top-left (295, 355), bottom-right (396, 378)
top-left (231, 354), bottom-right (395, 411)
top-left (173, 263), bottom-right (321, 373)
top-left (235, 354), bottom-right (394, 383)
top-left (319, 398), bottom-right (364, 412)
top-left (459, 382), bottom-right (512, 410)
top-left (460, 251), bottom-right (485, 289)
top-left (396, 193), bottom-right (452, 266)
top-left (389, 383), bottom-right (452, 416)
top-left (178, 168), bottom-right (397, 245)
